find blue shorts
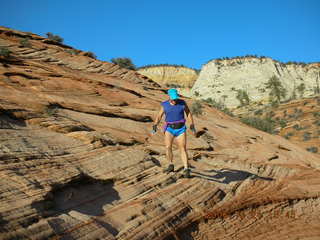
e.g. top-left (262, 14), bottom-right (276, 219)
top-left (166, 126), bottom-right (187, 137)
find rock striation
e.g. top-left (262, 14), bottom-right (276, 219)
top-left (192, 57), bottom-right (320, 107)
top-left (1, 27), bottom-right (320, 240)
top-left (138, 65), bottom-right (198, 88)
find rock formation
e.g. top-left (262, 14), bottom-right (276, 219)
top-left (138, 65), bottom-right (198, 88)
top-left (191, 57), bottom-right (320, 107)
top-left (1, 27), bottom-right (320, 240)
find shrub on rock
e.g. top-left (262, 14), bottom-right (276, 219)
top-left (46, 32), bottom-right (63, 43)
top-left (111, 57), bottom-right (136, 70)
top-left (0, 47), bottom-right (11, 58)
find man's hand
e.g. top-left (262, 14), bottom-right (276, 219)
top-left (190, 124), bottom-right (196, 136)
top-left (151, 125), bottom-right (157, 134)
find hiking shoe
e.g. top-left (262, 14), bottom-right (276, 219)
top-left (183, 168), bottom-right (191, 178)
top-left (163, 164), bottom-right (174, 173)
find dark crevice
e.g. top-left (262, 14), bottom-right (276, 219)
top-left (0, 110), bottom-right (28, 128)
top-left (0, 58), bottom-right (26, 66)
top-left (0, 108), bottom-right (29, 120)
top-left (163, 235), bottom-right (178, 240)
top-left (215, 124), bottom-right (228, 129)
top-left (47, 73), bottom-right (63, 77)
top-left (144, 149), bottom-right (160, 156)
top-left (100, 111), bottom-right (153, 122)
top-left (0, 215), bottom-right (9, 232)
top-left (176, 222), bottom-right (199, 240)
top-left (118, 139), bottom-right (143, 146)
top-left (96, 81), bottom-right (144, 98)
top-left (32, 174), bottom-right (120, 236)
top-left (144, 156), bottom-right (161, 167)
top-left (4, 72), bottom-right (40, 80)
top-left (196, 130), bottom-right (206, 138)
top-left (191, 146), bottom-right (214, 151)
top-left (32, 173), bottom-right (120, 218)
top-left (268, 155), bottom-right (279, 161)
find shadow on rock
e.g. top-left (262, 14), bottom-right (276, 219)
top-left (0, 215), bottom-right (9, 232)
top-left (192, 168), bottom-right (274, 184)
top-left (32, 174), bottom-right (120, 235)
top-left (0, 114), bottom-right (27, 129)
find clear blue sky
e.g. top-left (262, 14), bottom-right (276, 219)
top-left (1, 0), bottom-right (319, 69)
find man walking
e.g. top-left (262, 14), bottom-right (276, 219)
top-left (152, 89), bottom-right (196, 178)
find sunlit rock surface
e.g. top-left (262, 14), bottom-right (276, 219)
top-left (1, 27), bottom-right (320, 240)
top-left (138, 65), bottom-right (198, 88)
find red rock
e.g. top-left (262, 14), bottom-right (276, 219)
top-left (0, 27), bottom-right (320, 240)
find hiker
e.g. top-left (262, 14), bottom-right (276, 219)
top-left (152, 88), bottom-right (196, 178)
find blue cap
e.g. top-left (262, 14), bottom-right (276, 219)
top-left (168, 88), bottom-right (179, 100)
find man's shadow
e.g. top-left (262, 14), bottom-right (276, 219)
top-left (192, 168), bottom-right (273, 184)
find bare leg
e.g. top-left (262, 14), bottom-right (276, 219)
top-left (175, 132), bottom-right (188, 169)
top-left (164, 131), bottom-right (174, 164)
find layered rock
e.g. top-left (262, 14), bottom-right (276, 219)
top-left (1, 27), bottom-right (320, 240)
top-left (138, 65), bottom-right (198, 88)
top-left (192, 57), bottom-right (320, 107)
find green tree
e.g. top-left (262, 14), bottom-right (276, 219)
top-left (0, 47), bottom-right (10, 58)
top-left (203, 97), bottom-right (233, 116)
top-left (265, 75), bottom-right (287, 103)
top-left (314, 74), bottom-right (320, 95)
top-left (46, 32), bottom-right (63, 43)
top-left (83, 51), bottom-right (97, 59)
top-left (296, 83), bottom-right (305, 98)
top-left (194, 91), bottom-right (200, 97)
top-left (222, 94), bottom-right (228, 103)
top-left (111, 57), bottom-right (136, 70)
top-left (240, 116), bottom-right (275, 134)
top-left (191, 100), bottom-right (203, 116)
top-left (235, 89), bottom-right (250, 106)
top-left (20, 38), bottom-right (31, 48)
top-left (290, 84), bottom-right (297, 100)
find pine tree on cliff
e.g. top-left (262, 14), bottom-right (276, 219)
top-left (265, 75), bottom-right (287, 103)
top-left (297, 83), bottom-right (306, 98)
top-left (235, 89), bottom-right (250, 106)
top-left (46, 32), bottom-right (63, 43)
top-left (111, 57), bottom-right (136, 70)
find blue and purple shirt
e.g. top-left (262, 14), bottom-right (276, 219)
top-left (161, 99), bottom-right (186, 122)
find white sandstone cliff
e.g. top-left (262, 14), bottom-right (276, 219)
top-left (192, 57), bottom-right (320, 107)
top-left (138, 65), bottom-right (198, 88)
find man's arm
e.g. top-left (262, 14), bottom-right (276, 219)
top-left (151, 106), bottom-right (164, 133)
top-left (184, 103), bottom-right (196, 135)
top-left (184, 103), bottom-right (194, 125)
top-left (154, 106), bottom-right (164, 126)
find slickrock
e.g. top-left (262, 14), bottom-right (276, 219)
top-left (1, 27), bottom-right (320, 240)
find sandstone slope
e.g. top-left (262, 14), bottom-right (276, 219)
top-left (192, 56), bottom-right (320, 107)
top-left (138, 65), bottom-right (198, 88)
top-left (1, 27), bottom-right (320, 240)
top-left (234, 96), bottom-right (320, 156)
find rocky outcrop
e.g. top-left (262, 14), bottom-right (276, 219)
top-left (192, 57), bottom-right (320, 107)
top-left (1, 27), bottom-right (320, 240)
top-left (138, 65), bottom-right (198, 88)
